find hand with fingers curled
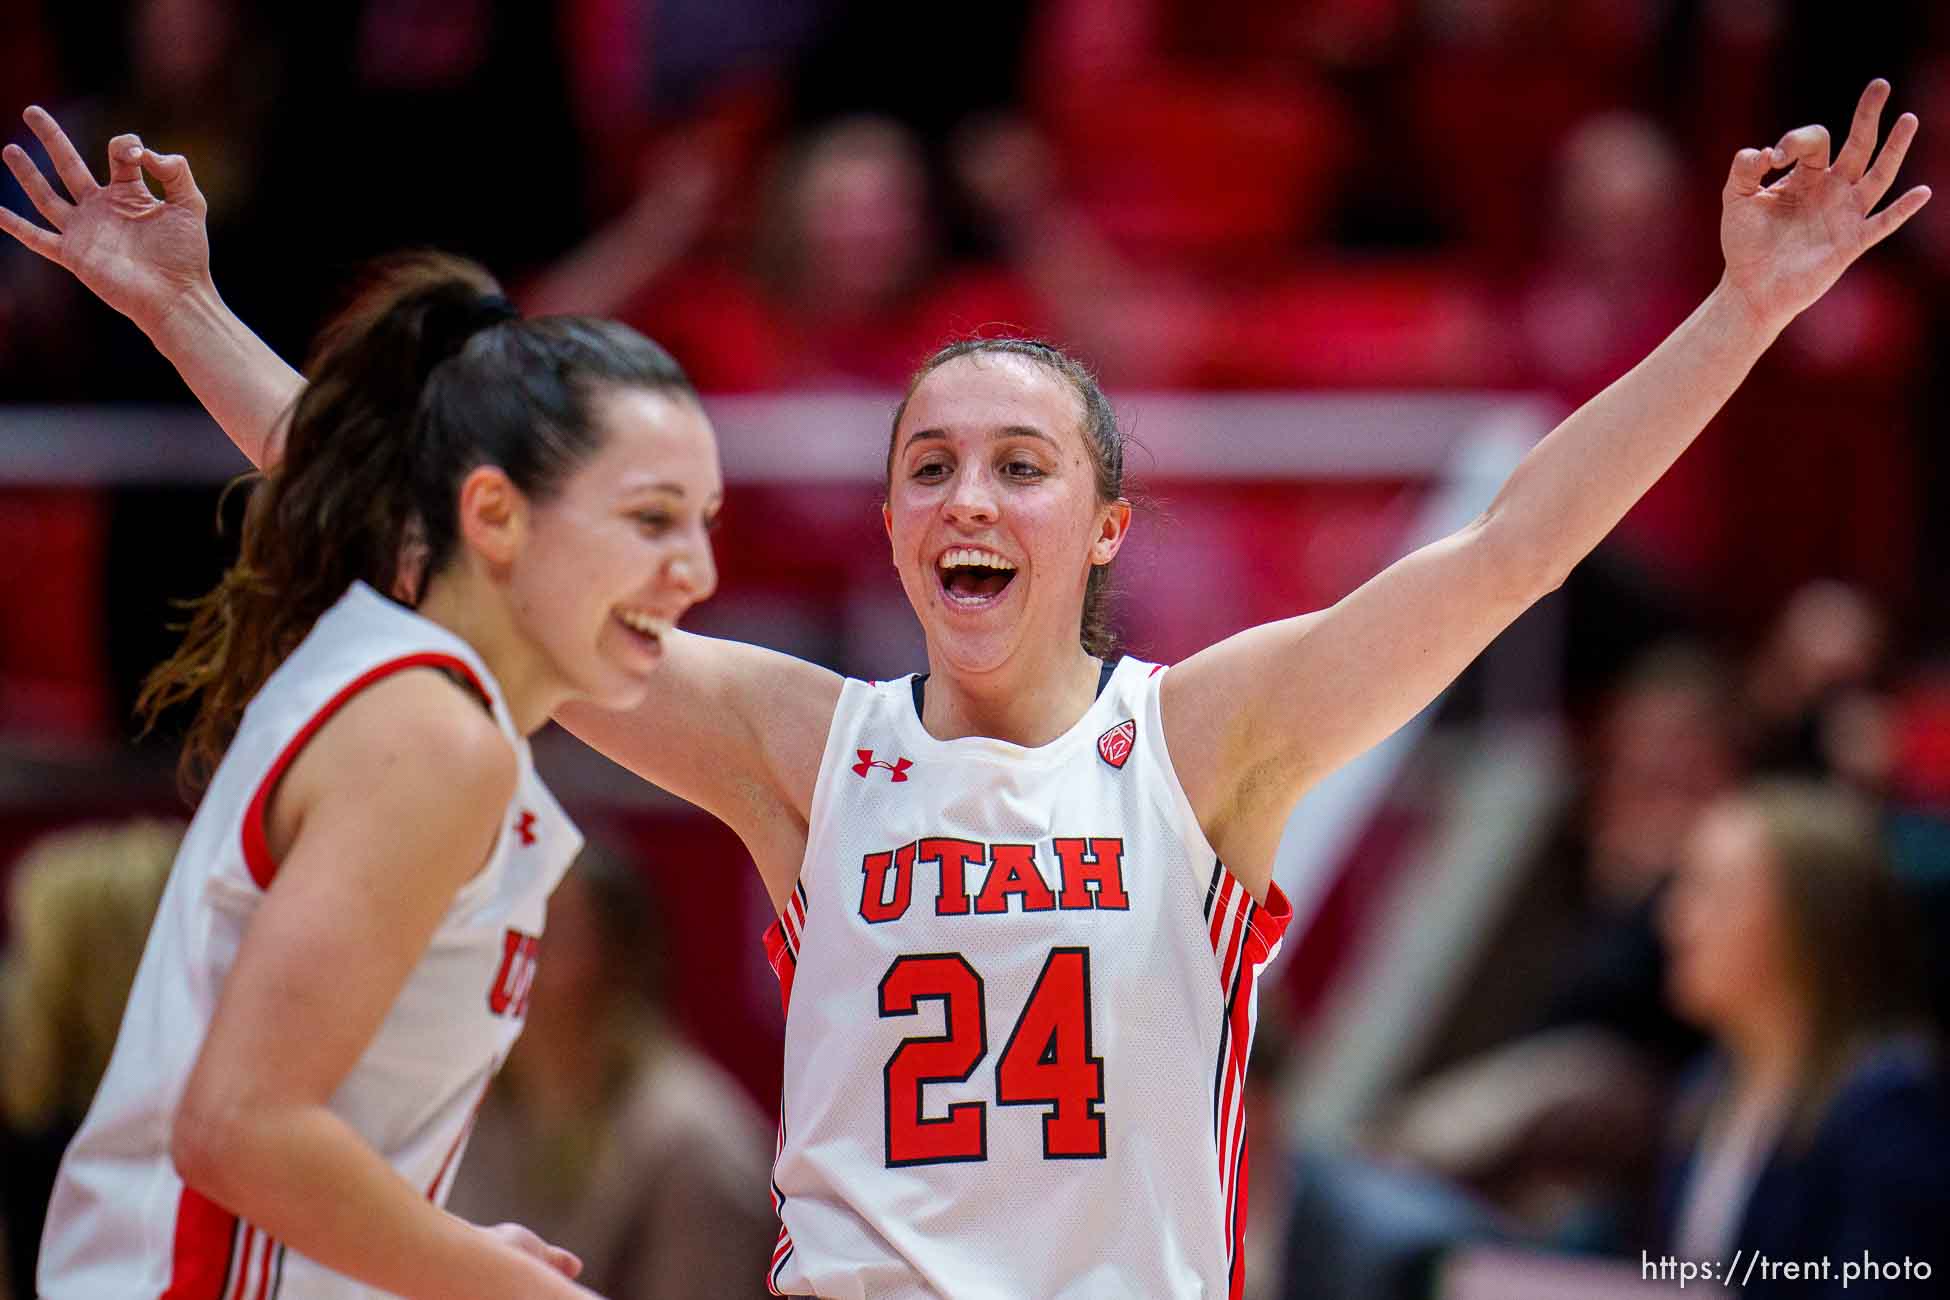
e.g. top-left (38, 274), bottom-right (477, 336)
top-left (478, 1222), bottom-right (585, 1283)
top-left (1719, 78), bottom-right (1932, 336)
top-left (1, 106), bottom-right (214, 338)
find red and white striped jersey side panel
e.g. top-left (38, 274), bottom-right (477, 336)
top-left (762, 882), bottom-right (807, 1296)
top-left (159, 1191), bottom-right (288, 1300)
top-left (1204, 864), bottom-right (1290, 1300)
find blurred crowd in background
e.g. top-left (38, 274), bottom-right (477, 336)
top-left (4, 0), bottom-right (1950, 1296)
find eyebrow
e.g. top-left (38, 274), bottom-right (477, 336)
top-left (617, 480), bottom-right (687, 497)
top-left (901, 425), bottom-right (1062, 453)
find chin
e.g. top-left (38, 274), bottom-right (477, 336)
top-left (926, 624), bottom-right (1018, 677)
top-left (581, 661), bottom-right (659, 713)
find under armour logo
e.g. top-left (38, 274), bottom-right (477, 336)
top-left (852, 749), bottom-right (913, 782)
top-left (514, 810), bottom-right (538, 846)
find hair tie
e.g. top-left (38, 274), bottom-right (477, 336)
top-left (423, 293), bottom-right (521, 377)
top-left (470, 294), bottom-right (521, 331)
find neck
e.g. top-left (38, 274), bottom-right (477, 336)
top-left (414, 567), bottom-right (560, 735)
top-left (921, 640), bottom-right (1103, 746)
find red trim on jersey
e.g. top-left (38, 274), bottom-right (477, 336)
top-left (240, 653), bottom-right (487, 889)
top-left (1205, 880), bottom-right (1291, 1299)
top-left (161, 1186), bottom-right (238, 1300)
top-left (250, 1228), bottom-right (276, 1300)
top-left (763, 920), bottom-right (797, 1017)
top-left (227, 1226), bottom-right (253, 1300)
top-left (768, 1113), bottom-right (796, 1299)
top-left (1227, 1142), bottom-right (1254, 1300)
top-left (425, 1076), bottom-right (494, 1202)
top-left (762, 882), bottom-right (807, 1017)
top-left (764, 884), bottom-right (807, 1294)
top-left (767, 1227), bottom-right (797, 1296)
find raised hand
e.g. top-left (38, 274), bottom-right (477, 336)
top-left (1720, 79), bottom-right (1931, 333)
top-left (1, 106), bottom-right (213, 335)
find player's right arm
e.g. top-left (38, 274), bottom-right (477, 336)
top-left (170, 670), bottom-right (600, 1300)
top-left (1, 106), bottom-right (838, 908)
top-left (1, 107), bottom-right (301, 466)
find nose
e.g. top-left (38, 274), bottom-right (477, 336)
top-left (944, 462), bottom-right (999, 526)
top-left (666, 529), bottom-right (718, 606)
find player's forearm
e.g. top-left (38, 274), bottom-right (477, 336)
top-left (146, 280), bottom-right (305, 471)
top-left (173, 1102), bottom-right (593, 1300)
top-left (1477, 277), bottom-right (1781, 592)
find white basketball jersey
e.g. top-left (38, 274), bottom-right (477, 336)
top-left (39, 581), bottom-right (581, 1300)
top-left (763, 657), bottom-right (1292, 1300)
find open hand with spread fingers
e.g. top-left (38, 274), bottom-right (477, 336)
top-left (1721, 79), bottom-right (1931, 334)
top-left (1, 106), bottom-right (213, 337)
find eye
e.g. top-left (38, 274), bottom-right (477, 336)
top-left (911, 459), bottom-right (951, 482)
top-left (1002, 458), bottom-right (1044, 480)
top-left (703, 511), bottom-right (724, 534)
top-left (633, 509), bottom-right (675, 536)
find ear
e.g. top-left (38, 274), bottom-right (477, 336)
top-left (882, 499), bottom-right (894, 544)
top-left (1090, 497), bottom-right (1133, 566)
top-left (456, 464), bottom-right (526, 569)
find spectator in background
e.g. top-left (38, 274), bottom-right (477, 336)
top-left (1375, 647), bottom-right (1735, 1246)
top-left (1516, 114), bottom-right (1703, 400)
top-left (0, 820), bottom-right (181, 1296)
top-left (1743, 579), bottom-right (1893, 792)
top-left (529, 114), bottom-right (1049, 390)
top-left (1658, 781), bottom-right (1950, 1297)
top-left (1885, 666), bottom-right (1950, 1034)
top-left (444, 841), bottom-right (775, 1299)
top-left (1420, 646), bottom-right (1737, 1077)
top-left (1511, 114), bottom-right (1724, 587)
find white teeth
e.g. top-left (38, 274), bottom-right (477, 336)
top-left (937, 547), bottom-right (1017, 572)
top-left (617, 609), bottom-right (671, 637)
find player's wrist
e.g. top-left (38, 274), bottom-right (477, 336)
top-left (1706, 271), bottom-right (1790, 350)
top-left (143, 276), bottom-right (229, 356)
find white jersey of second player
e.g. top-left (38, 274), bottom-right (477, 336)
top-left (39, 581), bottom-right (581, 1300)
top-left (764, 655), bottom-right (1292, 1299)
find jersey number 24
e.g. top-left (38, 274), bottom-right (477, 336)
top-left (879, 946), bottom-right (1106, 1165)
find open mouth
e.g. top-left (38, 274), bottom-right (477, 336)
top-left (936, 546), bottom-right (1017, 606)
top-left (615, 607), bottom-right (672, 655)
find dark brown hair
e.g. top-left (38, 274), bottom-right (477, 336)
top-left (138, 252), bottom-right (696, 789)
top-left (889, 338), bottom-right (1127, 657)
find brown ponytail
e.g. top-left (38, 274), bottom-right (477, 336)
top-left (139, 252), bottom-right (696, 790)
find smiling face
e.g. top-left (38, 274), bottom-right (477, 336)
top-left (884, 350), bottom-right (1129, 678)
top-left (506, 385), bottom-right (722, 710)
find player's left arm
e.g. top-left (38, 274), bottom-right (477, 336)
top-left (1163, 80), bottom-right (1929, 901)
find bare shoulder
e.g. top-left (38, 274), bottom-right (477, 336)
top-left (311, 667), bottom-right (514, 789)
top-left (1159, 615), bottom-right (1326, 808)
top-left (270, 668), bottom-right (517, 873)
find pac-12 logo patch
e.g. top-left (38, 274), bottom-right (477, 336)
top-left (852, 748), bottom-right (913, 781)
top-left (1097, 719), bottom-right (1136, 769)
